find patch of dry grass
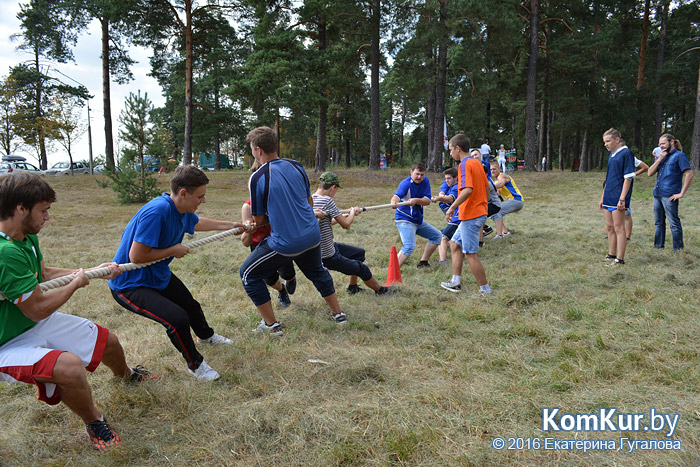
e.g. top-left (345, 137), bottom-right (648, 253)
top-left (1, 168), bottom-right (700, 465)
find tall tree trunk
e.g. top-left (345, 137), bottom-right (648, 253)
top-left (182, 0), bottom-right (194, 165)
top-left (399, 97), bottom-right (406, 159)
top-left (101, 18), bottom-right (115, 170)
top-left (345, 136), bottom-right (351, 168)
top-left (524, 0), bottom-right (539, 171)
top-left (32, 49), bottom-right (47, 170)
top-left (578, 127), bottom-right (589, 172)
top-left (691, 57), bottom-right (700, 170)
top-left (426, 89), bottom-right (435, 166)
top-left (316, 20), bottom-right (328, 173)
top-left (345, 95), bottom-right (351, 168)
top-left (387, 97), bottom-right (393, 158)
top-left (654, 0), bottom-right (669, 145)
top-left (546, 108), bottom-right (553, 170)
top-left (634, 0), bottom-right (651, 150)
top-left (537, 100), bottom-right (546, 170)
top-left (214, 87), bottom-right (220, 170)
top-left (368, 0), bottom-right (381, 170)
top-left (315, 101), bottom-right (327, 172)
top-left (430, 0), bottom-right (448, 172)
top-left (558, 125), bottom-right (564, 171)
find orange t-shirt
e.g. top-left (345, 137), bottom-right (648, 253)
top-left (457, 157), bottom-right (488, 221)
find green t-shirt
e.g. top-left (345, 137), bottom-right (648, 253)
top-left (0, 232), bottom-right (43, 346)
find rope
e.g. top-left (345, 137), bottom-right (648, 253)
top-left (339, 200), bottom-right (411, 214)
top-left (0, 225), bottom-right (252, 300)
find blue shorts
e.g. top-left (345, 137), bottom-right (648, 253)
top-left (450, 215), bottom-right (486, 254)
top-left (441, 223), bottom-right (459, 240)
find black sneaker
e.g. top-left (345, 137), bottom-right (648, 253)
top-left (416, 261), bottom-right (431, 269)
top-left (128, 365), bottom-right (157, 383)
top-left (375, 286), bottom-right (394, 296)
top-left (285, 277), bottom-right (296, 295)
top-left (346, 284), bottom-right (365, 294)
top-left (483, 225), bottom-right (494, 236)
top-left (278, 284), bottom-right (291, 308)
top-left (85, 419), bottom-right (121, 452)
top-left (479, 241), bottom-right (484, 247)
top-left (604, 254), bottom-right (617, 261)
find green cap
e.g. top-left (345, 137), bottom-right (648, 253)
top-left (319, 172), bottom-right (342, 188)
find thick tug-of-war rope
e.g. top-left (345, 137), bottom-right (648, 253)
top-left (2, 202), bottom-right (409, 301)
top-left (339, 200), bottom-right (411, 214)
top-left (0, 225), bottom-right (254, 301)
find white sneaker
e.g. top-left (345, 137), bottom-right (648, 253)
top-left (440, 281), bottom-right (461, 293)
top-left (198, 333), bottom-right (232, 345)
top-left (189, 360), bottom-right (221, 381)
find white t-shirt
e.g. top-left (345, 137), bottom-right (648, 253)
top-left (480, 144), bottom-right (491, 156)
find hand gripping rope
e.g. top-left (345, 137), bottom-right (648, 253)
top-left (0, 225), bottom-right (252, 301)
top-left (339, 200), bottom-right (411, 214)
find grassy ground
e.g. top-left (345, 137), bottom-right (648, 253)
top-left (1, 167), bottom-right (699, 466)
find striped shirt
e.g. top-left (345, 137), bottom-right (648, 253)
top-left (312, 194), bottom-right (342, 258)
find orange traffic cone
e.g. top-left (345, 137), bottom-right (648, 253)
top-left (384, 246), bottom-right (402, 286)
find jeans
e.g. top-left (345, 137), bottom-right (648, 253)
top-left (654, 196), bottom-right (683, 250)
top-left (395, 221), bottom-right (442, 257)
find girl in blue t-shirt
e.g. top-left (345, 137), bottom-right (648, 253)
top-left (599, 128), bottom-right (636, 265)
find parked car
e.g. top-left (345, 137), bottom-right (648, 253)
top-left (135, 156), bottom-right (161, 173)
top-left (93, 164), bottom-right (122, 174)
top-left (44, 161), bottom-right (91, 175)
top-left (0, 161), bottom-right (42, 175)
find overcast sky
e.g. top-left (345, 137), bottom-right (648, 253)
top-left (0, 0), bottom-right (165, 167)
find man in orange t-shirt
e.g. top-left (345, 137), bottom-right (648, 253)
top-left (441, 134), bottom-right (492, 295)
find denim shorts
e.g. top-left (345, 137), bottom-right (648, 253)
top-left (450, 215), bottom-right (486, 254)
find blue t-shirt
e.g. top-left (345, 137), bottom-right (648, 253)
top-left (109, 194), bottom-right (198, 291)
top-left (602, 146), bottom-right (636, 209)
top-left (394, 176), bottom-right (431, 225)
top-left (653, 149), bottom-right (692, 197)
top-left (249, 158), bottom-right (321, 255)
top-left (438, 180), bottom-right (454, 213)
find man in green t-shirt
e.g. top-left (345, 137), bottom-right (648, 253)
top-left (0, 173), bottom-right (152, 452)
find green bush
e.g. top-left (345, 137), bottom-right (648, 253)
top-left (96, 169), bottom-right (160, 204)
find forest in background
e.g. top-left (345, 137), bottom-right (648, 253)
top-left (1, 0), bottom-right (699, 173)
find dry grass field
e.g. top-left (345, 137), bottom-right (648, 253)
top-left (1, 167), bottom-right (700, 466)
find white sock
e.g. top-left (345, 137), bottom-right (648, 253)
top-left (451, 275), bottom-right (461, 285)
top-left (480, 284), bottom-right (491, 293)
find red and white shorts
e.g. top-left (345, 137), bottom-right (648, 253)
top-left (0, 312), bottom-right (108, 405)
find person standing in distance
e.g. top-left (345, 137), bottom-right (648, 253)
top-left (647, 133), bottom-right (693, 251)
top-left (599, 128), bottom-right (636, 265)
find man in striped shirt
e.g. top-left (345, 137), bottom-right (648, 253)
top-left (312, 172), bottom-right (393, 296)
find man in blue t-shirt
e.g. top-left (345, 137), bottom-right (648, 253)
top-left (110, 165), bottom-right (246, 382)
top-left (431, 167), bottom-right (459, 265)
top-left (647, 133), bottom-right (694, 250)
top-left (390, 162), bottom-right (442, 268)
top-left (240, 127), bottom-right (346, 336)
